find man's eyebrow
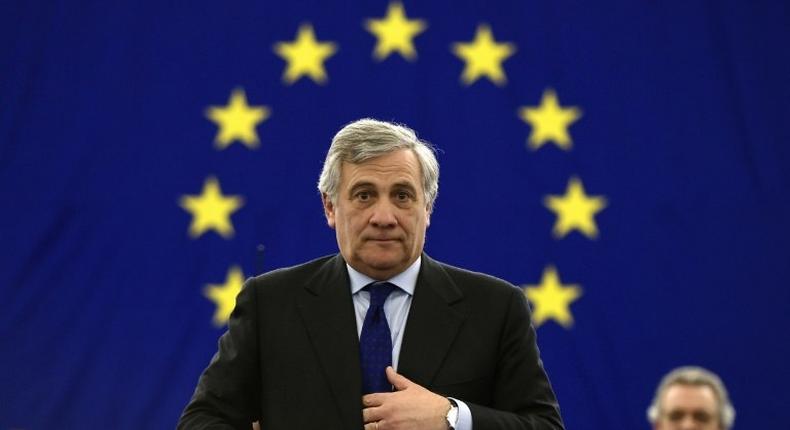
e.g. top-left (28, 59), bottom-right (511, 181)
top-left (392, 181), bottom-right (417, 191)
top-left (348, 182), bottom-right (375, 194)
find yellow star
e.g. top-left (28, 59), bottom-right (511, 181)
top-left (524, 265), bottom-right (582, 328)
top-left (518, 89), bottom-right (582, 151)
top-left (179, 176), bottom-right (244, 239)
top-left (364, 2), bottom-right (427, 61)
top-left (205, 88), bottom-right (270, 150)
top-left (451, 24), bottom-right (515, 86)
top-left (544, 176), bottom-right (607, 239)
top-left (273, 23), bottom-right (338, 84)
top-left (205, 266), bottom-right (245, 327)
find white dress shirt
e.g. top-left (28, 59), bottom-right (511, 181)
top-left (347, 257), bottom-right (473, 430)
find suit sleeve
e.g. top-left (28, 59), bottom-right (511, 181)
top-left (466, 287), bottom-right (565, 430)
top-left (177, 279), bottom-right (261, 430)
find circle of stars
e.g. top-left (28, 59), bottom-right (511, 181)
top-left (176, 1), bottom-right (611, 328)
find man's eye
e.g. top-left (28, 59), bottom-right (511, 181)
top-left (692, 412), bottom-right (712, 423)
top-left (667, 411), bottom-right (685, 422)
top-left (356, 191), bottom-right (371, 201)
top-left (396, 191), bottom-right (411, 201)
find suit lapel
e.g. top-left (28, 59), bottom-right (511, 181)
top-left (296, 255), bottom-right (363, 429)
top-left (398, 254), bottom-right (466, 387)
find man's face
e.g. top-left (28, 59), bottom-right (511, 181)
top-left (654, 384), bottom-right (721, 430)
top-left (323, 149), bottom-right (430, 280)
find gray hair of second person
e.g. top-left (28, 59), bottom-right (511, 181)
top-left (317, 118), bottom-right (440, 211)
top-left (647, 366), bottom-right (735, 429)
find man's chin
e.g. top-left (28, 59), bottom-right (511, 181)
top-left (361, 256), bottom-right (401, 270)
top-left (365, 239), bottom-right (401, 248)
top-left (352, 253), bottom-right (410, 278)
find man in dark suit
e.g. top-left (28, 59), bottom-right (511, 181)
top-left (178, 119), bottom-right (564, 430)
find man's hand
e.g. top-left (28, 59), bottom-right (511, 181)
top-left (362, 366), bottom-right (451, 430)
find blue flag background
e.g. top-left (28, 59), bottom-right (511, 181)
top-left (2, 1), bottom-right (789, 428)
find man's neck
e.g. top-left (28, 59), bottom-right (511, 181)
top-left (346, 257), bottom-right (421, 296)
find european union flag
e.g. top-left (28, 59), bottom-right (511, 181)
top-left (2, 1), bottom-right (789, 428)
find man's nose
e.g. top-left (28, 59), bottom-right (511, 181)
top-left (678, 416), bottom-right (699, 430)
top-left (369, 200), bottom-right (398, 227)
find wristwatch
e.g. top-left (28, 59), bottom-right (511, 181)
top-left (445, 398), bottom-right (459, 430)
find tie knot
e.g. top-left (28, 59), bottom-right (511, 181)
top-left (365, 282), bottom-right (397, 308)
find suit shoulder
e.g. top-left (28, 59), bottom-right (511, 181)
top-left (245, 254), bottom-right (337, 294)
top-left (435, 260), bottom-right (520, 297)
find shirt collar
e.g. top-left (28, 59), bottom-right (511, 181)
top-left (347, 256), bottom-right (421, 296)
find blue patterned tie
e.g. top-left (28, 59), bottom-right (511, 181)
top-left (360, 282), bottom-right (397, 394)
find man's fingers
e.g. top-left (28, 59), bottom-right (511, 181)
top-left (362, 392), bottom-right (389, 407)
top-left (385, 366), bottom-right (411, 391)
top-left (362, 405), bottom-right (384, 423)
top-left (364, 419), bottom-right (388, 430)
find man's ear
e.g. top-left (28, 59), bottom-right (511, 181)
top-left (321, 193), bottom-right (336, 228)
top-left (425, 205), bottom-right (432, 227)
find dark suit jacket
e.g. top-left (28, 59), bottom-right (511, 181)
top-left (178, 254), bottom-right (564, 430)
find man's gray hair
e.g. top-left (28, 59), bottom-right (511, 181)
top-left (647, 366), bottom-right (735, 429)
top-left (317, 118), bottom-right (439, 210)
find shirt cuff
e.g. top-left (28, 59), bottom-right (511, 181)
top-left (449, 397), bottom-right (472, 430)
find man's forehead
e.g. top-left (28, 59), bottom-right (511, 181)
top-left (340, 151), bottom-right (421, 182)
top-left (663, 384), bottom-right (718, 410)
